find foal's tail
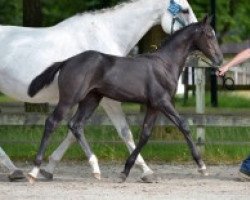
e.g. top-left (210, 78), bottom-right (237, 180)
top-left (28, 62), bottom-right (65, 97)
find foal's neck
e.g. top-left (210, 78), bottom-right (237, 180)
top-left (156, 27), bottom-right (196, 77)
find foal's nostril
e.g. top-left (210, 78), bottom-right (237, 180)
top-left (214, 53), bottom-right (223, 66)
top-left (217, 58), bottom-right (223, 66)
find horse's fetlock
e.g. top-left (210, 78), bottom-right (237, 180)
top-left (34, 158), bottom-right (42, 167)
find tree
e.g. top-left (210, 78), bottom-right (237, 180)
top-left (23, 0), bottom-right (46, 112)
top-left (23, 0), bottom-right (42, 27)
top-left (0, 0), bottom-right (22, 25)
top-left (189, 0), bottom-right (250, 43)
top-left (0, 0), bottom-right (249, 44)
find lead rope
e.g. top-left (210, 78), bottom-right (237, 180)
top-left (192, 53), bottom-right (235, 90)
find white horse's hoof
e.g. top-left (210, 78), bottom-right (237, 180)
top-left (39, 169), bottom-right (53, 180)
top-left (93, 173), bottom-right (101, 180)
top-left (141, 170), bottom-right (155, 183)
top-left (141, 173), bottom-right (155, 183)
top-left (27, 174), bottom-right (37, 184)
top-left (8, 170), bottom-right (25, 181)
top-left (198, 168), bottom-right (209, 176)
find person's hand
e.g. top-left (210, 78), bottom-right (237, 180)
top-left (217, 65), bottom-right (229, 76)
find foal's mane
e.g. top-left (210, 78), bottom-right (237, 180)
top-left (159, 22), bottom-right (201, 47)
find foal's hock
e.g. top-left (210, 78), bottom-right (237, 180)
top-left (28, 16), bottom-right (223, 182)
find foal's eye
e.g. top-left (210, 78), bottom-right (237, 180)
top-left (205, 31), bottom-right (214, 39)
top-left (207, 33), bottom-right (214, 38)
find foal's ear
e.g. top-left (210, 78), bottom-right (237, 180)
top-left (202, 15), bottom-right (212, 25)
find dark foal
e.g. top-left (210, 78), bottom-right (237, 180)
top-left (27, 16), bottom-right (223, 182)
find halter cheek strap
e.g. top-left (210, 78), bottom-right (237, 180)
top-left (168, 0), bottom-right (187, 34)
top-left (168, 0), bottom-right (182, 16)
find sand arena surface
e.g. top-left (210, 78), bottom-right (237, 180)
top-left (0, 162), bottom-right (249, 200)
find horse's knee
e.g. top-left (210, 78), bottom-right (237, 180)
top-left (68, 121), bottom-right (82, 139)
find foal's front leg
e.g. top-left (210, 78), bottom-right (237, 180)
top-left (101, 98), bottom-right (154, 179)
top-left (160, 98), bottom-right (208, 175)
top-left (120, 107), bottom-right (158, 182)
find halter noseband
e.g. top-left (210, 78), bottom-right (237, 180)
top-left (168, 0), bottom-right (188, 34)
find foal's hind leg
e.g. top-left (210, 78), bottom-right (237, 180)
top-left (101, 98), bottom-right (154, 180)
top-left (159, 99), bottom-right (208, 176)
top-left (41, 113), bottom-right (100, 180)
top-left (28, 102), bottom-right (71, 183)
top-left (68, 93), bottom-right (102, 179)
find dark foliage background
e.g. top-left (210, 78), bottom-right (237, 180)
top-left (0, 0), bottom-right (249, 44)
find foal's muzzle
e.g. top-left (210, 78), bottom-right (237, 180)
top-left (212, 54), bottom-right (223, 66)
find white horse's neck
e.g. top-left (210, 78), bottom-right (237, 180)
top-left (58, 0), bottom-right (166, 55)
top-left (101, 0), bottom-right (165, 54)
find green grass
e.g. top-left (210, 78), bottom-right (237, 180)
top-left (0, 94), bottom-right (17, 103)
top-left (175, 91), bottom-right (250, 109)
top-left (121, 91), bottom-right (250, 114)
top-left (1, 90), bottom-right (250, 111)
top-left (0, 125), bottom-right (249, 164)
top-left (1, 91), bottom-right (250, 164)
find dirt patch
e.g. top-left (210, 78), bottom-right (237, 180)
top-left (0, 162), bottom-right (249, 200)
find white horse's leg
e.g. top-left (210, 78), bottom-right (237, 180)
top-left (100, 98), bottom-right (153, 178)
top-left (40, 131), bottom-right (75, 178)
top-left (0, 146), bottom-right (24, 180)
top-left (0, 146), bottom-right (17, 171)
top-left (41, 130), bottom-right (100, 179)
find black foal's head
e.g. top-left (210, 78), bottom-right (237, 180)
top-left (193, 16), bottom-right (223, 66)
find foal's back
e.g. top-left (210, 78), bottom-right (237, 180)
top-left (58, 51), bottom-right (157, 103)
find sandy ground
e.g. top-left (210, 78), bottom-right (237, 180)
top-left (0, 162), bottom-right (249, 200)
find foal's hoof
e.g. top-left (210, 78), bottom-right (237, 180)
top-left (141, 173), bottom-right (155, 183)
top-left (198, 168), bottom-right (209, 176)
top-left (39, 169), bottom-right (53, 180)
top-left (119, 172), bottom-right (127, 183)
top-left (8, 170), bottom-right (25, 181)
top-left (26, 174), bottom-right (37, 184)
top-left (93, 173), bottom-right (101, 180)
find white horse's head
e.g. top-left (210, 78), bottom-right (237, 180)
top-left (161, 0), bottom-right (198, 34)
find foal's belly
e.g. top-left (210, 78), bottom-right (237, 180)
top-left (98, 85), bottom-right (147, 104)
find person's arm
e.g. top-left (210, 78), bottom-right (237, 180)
top-left (218, 48), bottom-right (250, 76)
